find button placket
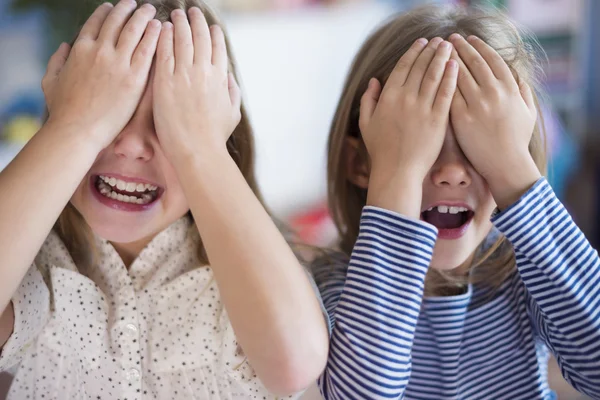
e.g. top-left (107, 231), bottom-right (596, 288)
top-left (125, 368), bottom-right (140, 381)
top-left (117, 277), bottom-right (143, 398)
top-left (124, 323), bottom-right (138, 338)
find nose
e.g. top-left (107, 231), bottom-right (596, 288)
top-left (112, 124), bottom-right (155, 162)
top-left (429, 141), bottom-right (472, 188)
top-left (111, 84), bottom-right (155, 162)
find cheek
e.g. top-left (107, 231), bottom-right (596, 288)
top-left (472, 187), bottom-right (496, 244)
top-left (479, 189), bottom-right (497, 219)
top-left (162, 168), bottom-right (189, 213)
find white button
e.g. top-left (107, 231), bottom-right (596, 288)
top-left (125, 368), bottom-right (140, 381)
top-left (124, 324), bottom-right (138, 337)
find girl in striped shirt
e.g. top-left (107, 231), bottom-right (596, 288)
top-left (313, 4), bottom-right (600, 400)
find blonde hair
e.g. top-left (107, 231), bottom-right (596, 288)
top-left (326, 4), bottom-right (547, 296)
top-left (55, 0), bottom-right (264, 266)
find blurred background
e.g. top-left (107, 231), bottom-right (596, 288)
top-left (0, 0), bottom-right (597, 398)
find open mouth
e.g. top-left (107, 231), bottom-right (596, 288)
top-left (93, 175), bottom-right (161, 206)
top-left (421, 205), bottom-right (474, 236)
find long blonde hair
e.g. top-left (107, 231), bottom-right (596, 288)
top-left (326, 4), bottom-right (547, 296)
top-left (55, 0), bottom-right (264, 266)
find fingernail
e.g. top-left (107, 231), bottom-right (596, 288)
top-left (430, 37), bottom-right (443, 45)
top-left (163, 21), bottom-right (173, 29)
top-left (449, 33), bottom-right (462, 41)
top-left (440, 41), bottom-right (451, 50)
top-left (171, 9), bottom-right (185, 17)
top-left (468, 35), bottom-right (479, 41)
top-left (448, 59), bottom-right (457, 69)
top-left (416, 38), bottom-right (428, 46)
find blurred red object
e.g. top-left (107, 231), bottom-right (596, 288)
top-left (289, 204), bottom-right (337, 246)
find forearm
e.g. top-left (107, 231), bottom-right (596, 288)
top-left (0, 122), bottom-right (99, 312)
top-left (173, 149), bottom-right (329, 395)
top-left (494, 178), bottom-right (600, 396)
top-left (320, 206), bottom-right (435, 400)
top-left (367, 164), bottom-right (424, 220)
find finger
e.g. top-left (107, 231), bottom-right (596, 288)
top-left (385, 38), bottom-right (428, 88)
top-left (171, 9), bottom-right (194, 69)
top-left (116, 3), bottom-right (157, 55)
top-left (466, 35), bottom-right (516, 85)
top-left (432, 59), bottom-right (458, 114)
top-left (188, 7), bottom-right (212, 65)
top-left (78, 2), bottom-right (114, 41)
top-left (419, 40), bottom-right (453, 103)
top-left (519, 80), bottom-right (537, 116)
top-left (228, 73), bottom-right (242, 118)
top-left (404, 37), bottom-right (444, 92)
top-left (449, 33), bottom-right (496, 88)
top-left (450, 86), bottom-right (468, 125)
top-left (131, 19), bottom-right (161, 71)
top-left (97, 0), bottom-right (138, 46)
top-left (358, 78), bottom-right (382, 133)
top-left (156, 21), bottom-right (175, 75)
top-left (210, 25), bottom-right (227, 71)
top-left (450, 46), bottom-right (479, 105)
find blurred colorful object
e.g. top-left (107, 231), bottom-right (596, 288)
top-left (3, 116), bottom-right (41, 143)
top-left (288, 204), bottom-right (337, 246)
top-left (0, 93), bottom-right (44, 143)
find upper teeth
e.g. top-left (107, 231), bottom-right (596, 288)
top-left (100, 176), bottom-right (157, 192)
top-left (427, 206), bottom-right (469, 214)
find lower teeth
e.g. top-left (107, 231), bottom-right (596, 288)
top-left (96, 180), bottom-right (155, 205)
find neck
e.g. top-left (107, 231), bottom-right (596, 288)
top-left (425, 253), bottom-right (476, 297)
top-left (111, 237), bottom-right (152, 269)
top-left (453, 254), bottom-right (475, 277)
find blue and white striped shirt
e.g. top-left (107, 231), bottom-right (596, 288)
top-left (314, 178), bottom-right (600, 399)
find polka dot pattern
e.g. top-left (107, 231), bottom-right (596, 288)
top-left (0, 216), bottom-right (297, 399)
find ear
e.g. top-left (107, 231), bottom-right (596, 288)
top-left (344, 136), bottom-right (370, 190)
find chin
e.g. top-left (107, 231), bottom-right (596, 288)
top-left (84, 214), bottom-right (155, 244)
top-left (429, 241), bottom-right (475, 272)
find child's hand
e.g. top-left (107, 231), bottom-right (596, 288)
top-left (449, 34), bottom-right (541, 210)
top-left (152, 8), bottom-right (241, 163)
top-left (360, 38), bottom-right (458, 218)
top-left (42, 0), bottom-right (160, 150)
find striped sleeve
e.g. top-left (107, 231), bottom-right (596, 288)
top-left (493, 178), bottom-right (600, 398)
top-left (316, 206), bottom-right (437, 400)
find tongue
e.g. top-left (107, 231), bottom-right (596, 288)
top-left (425, 211), bottom-right (464, 229)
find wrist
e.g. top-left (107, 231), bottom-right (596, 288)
top-left (42, 118), bottom-right (105, 156)
top-left (367, 164), bottom-right (424, 219)
top-left (171, 143), bottom-right (232, 177)
top-left (487, 156), bottom-right (542, 211)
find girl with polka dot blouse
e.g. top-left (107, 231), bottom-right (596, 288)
top-left (0, 1), bottom-right (330, 398)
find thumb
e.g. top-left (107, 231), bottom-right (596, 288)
top-left (47, 42), bottom-right (71, 78)
top-left (42, 43), bottom-right (71, 104)
top-left (358, 78), bottom-right (382, 134)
